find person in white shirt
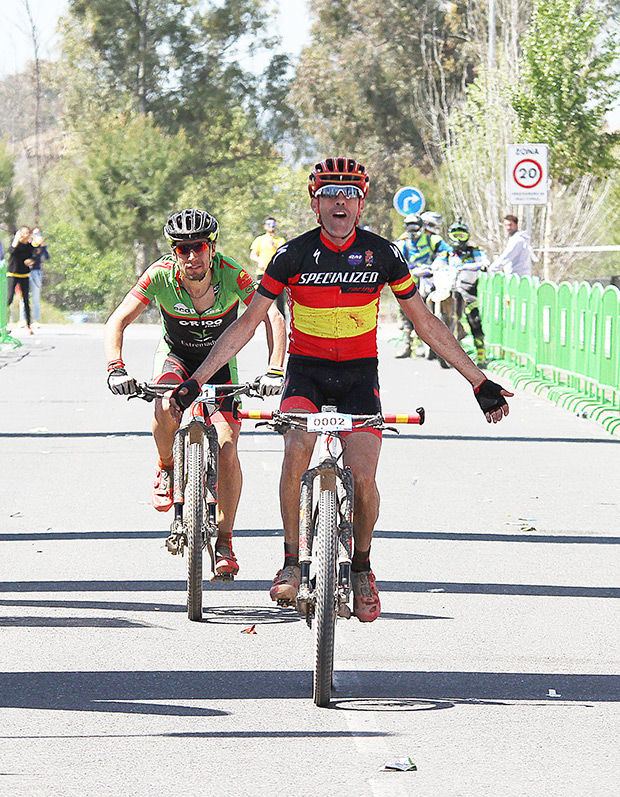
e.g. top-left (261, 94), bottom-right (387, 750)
top-left (490, 214), bottom-right (532, 277)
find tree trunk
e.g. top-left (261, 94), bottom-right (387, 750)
top-left (134, 241), bottom-right (151, 278)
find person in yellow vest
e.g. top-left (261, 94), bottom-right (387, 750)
top-left (250, 217), bottom-right (286, 315)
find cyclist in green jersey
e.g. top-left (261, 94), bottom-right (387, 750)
top-left (104, 209), bottom-right (286, 576)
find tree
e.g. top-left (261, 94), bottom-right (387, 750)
top-left (511, 0), bottom-right (620, 182)
top-left (43, 221), bottom-right (133, 312)
top-left (0, 141), bottom-right (23, 235)
top-left (287, 0), bottom-right (482, 233)
top-left (59, 113), bottom-right (188, 276)
top-left (511, 0), bottom-right (620, 278)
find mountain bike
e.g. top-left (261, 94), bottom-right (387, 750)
top-left (135, 380), bottom-right (262, 621)
top-left (238, 405), bottom-right (425, 706)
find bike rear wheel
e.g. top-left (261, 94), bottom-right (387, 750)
top-left (186, 441), bottom-right (204, 621)
top-left (313, 487), bottom-right (338, 707)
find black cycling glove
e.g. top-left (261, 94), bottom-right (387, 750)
top-left (170, 378), bottom-right (201, 411)
top-left (474, 379), bottom-right (507, 414)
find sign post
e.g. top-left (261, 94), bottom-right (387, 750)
top-left (507, 144), bottom-right (548, 205)
top-left (393, 186), bottom-right (425, 217)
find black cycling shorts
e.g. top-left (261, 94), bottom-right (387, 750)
top-left (281, 355), bottom-right (382, 416)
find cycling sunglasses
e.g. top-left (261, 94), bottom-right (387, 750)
top-left (173, 240), bottom-right (212, 256)
top-left (315, 184), bottom-right (364, 199)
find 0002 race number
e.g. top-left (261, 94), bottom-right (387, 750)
top-left (306, 412), bottom-right (353, 431)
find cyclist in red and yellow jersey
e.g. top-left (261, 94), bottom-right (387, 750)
top-left (169, 159), bottom-right (513, 621)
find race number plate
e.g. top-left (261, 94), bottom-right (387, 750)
top-left (306, 412), bottom-right (353, 432)
top-left (201, 384), bottom-right (216, 400)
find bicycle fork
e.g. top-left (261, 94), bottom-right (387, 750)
top-left (297, 459), bottom-right (354, 622)
top-left (165, 420), bottom-right (219, 567)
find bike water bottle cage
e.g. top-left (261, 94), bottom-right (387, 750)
top-left (171, 378), bottom-right (201, 411)
top-left (474, 379), bottom-right (507, 413)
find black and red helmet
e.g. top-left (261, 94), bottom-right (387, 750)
top-left (308, 157), bottom-right (370, 198)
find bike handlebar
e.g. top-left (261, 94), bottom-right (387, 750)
top-left (238, 407), bottom-right (425, 428)
top-left (133, 381), bottom-right (262, 403)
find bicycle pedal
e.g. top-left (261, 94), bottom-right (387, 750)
top-left (165, 535), bottom-right (182, 555)
top-left (338, 603), bottom-right (352, 619)
top-left (276, 597), bottom-right (296, 607)
top-left (213, 572), bottom-right (235, 582)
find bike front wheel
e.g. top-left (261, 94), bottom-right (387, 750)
top-left (186, 441), bottom-right (204, 621)
top-left (313, 487), bottom-right (338, 707)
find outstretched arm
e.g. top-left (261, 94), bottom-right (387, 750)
top-left (398, 292), bottom-right (513, 423)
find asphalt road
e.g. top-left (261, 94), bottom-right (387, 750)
top-left (1, 322), bottom-right (619, 797)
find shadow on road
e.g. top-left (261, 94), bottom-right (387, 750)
top-left (0, 670), bottom-right (617, 716)
top-left (3, 528), bottom-right (618, 545)
top-left (1, 579), bottom-right (618, 599)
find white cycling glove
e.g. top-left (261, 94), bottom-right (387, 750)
top-left (107, 359), bottom-right (138, 396)
top-left (257, 366), bottom-right (285, 397)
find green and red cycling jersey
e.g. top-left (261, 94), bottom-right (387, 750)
top-left (130, 252), bottom-right (256, 378)
top-left (257, 226), bottom-right (417, 361)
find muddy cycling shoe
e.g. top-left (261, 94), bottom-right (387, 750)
top-left (152, 466), bottom-right (174, 512)
top-left (215, 544), bottom-right (239, 577)
top-left (351, 570), bottom-right (381, 623)
top-left (270, 564), bottom-right (301, 604)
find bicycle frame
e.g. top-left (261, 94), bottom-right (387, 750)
top-left (297, 428), bottom-right (354, 623)
top-left (167, 400), bottom-right (219, 566)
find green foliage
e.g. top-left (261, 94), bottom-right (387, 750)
top-left (0, 141), bottom-right (23, 234)
top-left (43, 221), bottom-right (133, 311)
top-left (288, 0), bottom-right (479, 234)
top-left (63, 113), bottom-right (187, 257)
top-left (511, 0), bottom-right (620, 181)
top-left (175, 160), bottom-right (314, 270)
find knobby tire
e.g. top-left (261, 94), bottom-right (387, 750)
top-left (186, 441), bottom-right (204, 621)
top-left (313, 487), bottom-right (338, 707)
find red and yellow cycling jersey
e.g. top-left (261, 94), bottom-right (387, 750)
top-left (257, 227), bottom-right (416, 361)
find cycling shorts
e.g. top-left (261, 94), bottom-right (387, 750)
top-left (281, 355), bottom-right (382, 438)
top-left (153, 350), bottom-right (240, 426)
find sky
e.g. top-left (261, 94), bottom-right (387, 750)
top-left (0, 0), bottom-right (311, 78)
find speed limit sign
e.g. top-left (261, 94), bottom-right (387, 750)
top-left (507, 143), bottom-right (548, 205)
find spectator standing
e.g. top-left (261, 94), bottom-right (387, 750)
top-left (7, 226), bottom-right (35, 334)
top-left (490, 214), bottom-right (533, 277)
top-left (250, 217), bottom-right (287, 315)
top-left (20, 226), bottom-right (49, 326)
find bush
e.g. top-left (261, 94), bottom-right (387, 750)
top-left (43, 222), bottom-right (134, 312)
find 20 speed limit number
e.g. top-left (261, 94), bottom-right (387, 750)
top-left (512, 158), bottom-right (543, 189)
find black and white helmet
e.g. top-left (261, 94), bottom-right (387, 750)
top-left (404, 213), bottom-right (423, 233)
top-left (163, 209), bottom-right (219, 244)
top-left (421, 210), bottom-right (444, 234)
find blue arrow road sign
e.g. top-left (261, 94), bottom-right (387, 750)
top-left (393, 186), bottom-right (425, 216)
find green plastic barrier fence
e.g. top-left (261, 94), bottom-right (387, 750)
top-left (478, 271), bottom-right (620, 433)
top-left (0, 258), bottom-right (22, 348)
top-left (572, 281), bottom-right (591, 385)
